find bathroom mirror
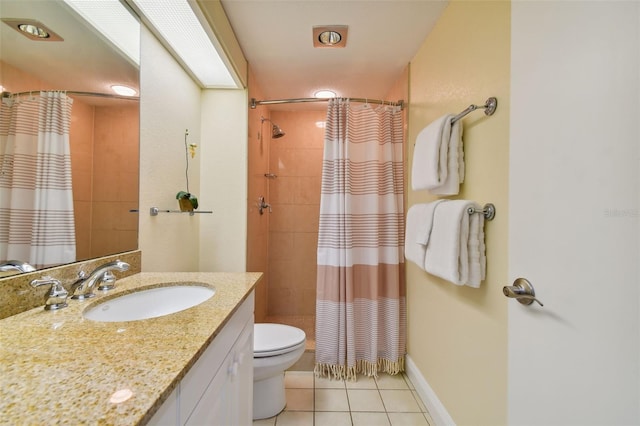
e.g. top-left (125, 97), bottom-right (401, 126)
top-left (0, 0), bottom-right (140, 275)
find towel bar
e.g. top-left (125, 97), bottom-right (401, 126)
top-left (467, 203), bottom-right (495, 221)
top-left (451, 97), bottom-right (497, 124)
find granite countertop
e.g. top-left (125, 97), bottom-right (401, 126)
top-left (0, 272), bottom-right (261, 425)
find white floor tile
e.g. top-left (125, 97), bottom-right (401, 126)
top-left (351, 412), bottom-right (391, 426)
top-left (285, 371), bottom-right (314, 389)
top-left (379, 390), bottom-right (422, 412)
top-left (347, 389), bottom-right (385, 412)
top-left (345, 373), bottom-right (377, 389)
top-left (388, 412), bottom-right (431, 426)
top-left (315, 411), bottom-right (353, 426)
top-left (275, 411), bottom-right (314, 426)
top-left (376, 373), bottom-right (410, 390)
top-left (315, 374), bottom-right (346, 389)
top-left (284, 388), bottom-right (314, 411)
top-left (315, 388), bottom-right (350, 411)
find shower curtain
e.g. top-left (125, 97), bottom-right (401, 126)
top-left (315, 98), bottom-right (406, 380)
top-left (0, 91), bottom-right (76, 269)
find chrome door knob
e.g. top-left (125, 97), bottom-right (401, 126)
top-left (503, 278), bottom-right (544, 307)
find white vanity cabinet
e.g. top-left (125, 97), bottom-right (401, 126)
top-left (149, 292), bottom-right (254, 426)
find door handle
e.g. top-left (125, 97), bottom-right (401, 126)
top-left (503, 278), bottom-right (544, 307)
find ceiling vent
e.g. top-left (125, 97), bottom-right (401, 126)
top-left (313, 25), bottom-right (348, 48)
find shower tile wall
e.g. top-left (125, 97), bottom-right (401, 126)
top-left (268, 110), bottom-right (325, 318)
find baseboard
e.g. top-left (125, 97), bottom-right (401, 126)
top-left (405, 355), bottom-right (456, 426)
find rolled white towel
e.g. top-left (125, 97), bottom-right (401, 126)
top-left (411, 115), bottom-right (453, 191)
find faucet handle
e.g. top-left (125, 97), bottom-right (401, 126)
top-left (97, 271), bottom-right (117, 291)
top-left (30, 277), bottom-right (68, 310)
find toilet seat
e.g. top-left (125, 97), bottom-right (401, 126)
top-left (254, 323), bottom-right (306, 358)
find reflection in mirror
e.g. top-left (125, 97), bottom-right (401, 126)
top-left (0, 0), bottom-right (140, 276)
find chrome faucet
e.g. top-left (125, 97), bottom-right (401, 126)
top-left (30, 277), bottom-right (68, 310)
top-left (70, 260), bottom-right (130, 300)
top-left (1, 260), bottom-right (36, 273)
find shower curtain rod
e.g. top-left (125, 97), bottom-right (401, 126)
top-left (250, 97), bottom-right (404, 109)
top-left (1, 90), bottom-right (139, 101)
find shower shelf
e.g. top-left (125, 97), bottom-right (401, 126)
top-left (129, 208), bottom-right (213, 216)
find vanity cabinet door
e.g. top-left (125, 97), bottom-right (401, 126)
top-left (185, 320), bottom-right (253, 426)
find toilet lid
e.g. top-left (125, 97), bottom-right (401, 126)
top-left (254, 323), bottom-right (306, 357)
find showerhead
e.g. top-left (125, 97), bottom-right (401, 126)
top-left (271, 123), bottom-right (285, 139)
top-left (261, 116), bottom-right (285, 139)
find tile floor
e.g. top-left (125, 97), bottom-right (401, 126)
top-left (253, 370), bottom-right (434, 426)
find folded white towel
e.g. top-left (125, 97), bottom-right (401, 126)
top-left (431, 119), bottom-right (465, 196)
top-left (411, 115), bottom-right (453, 191)
top-left (424, 200), bottom-right (485, 287)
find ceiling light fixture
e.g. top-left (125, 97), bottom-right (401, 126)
top-left (314, 90), bottom-right (337, 98)
top-left (313, 26), bottom-right (348, 48)
top-left (63, 0), bottom-right (139, 65)
top-left (111, 85), bottom-right (137, 96)
top-left (128, 0), bottom-right (238, 89)
top-left (1, 19), bottom-right (63, 42)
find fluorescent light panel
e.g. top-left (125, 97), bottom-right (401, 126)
top-left (131, 0), bottom-right (237, 88)
top-left (63, 0), bottom-right (140, 66)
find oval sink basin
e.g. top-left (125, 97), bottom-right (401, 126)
top-left (83, 284), bottom-right (215, 322)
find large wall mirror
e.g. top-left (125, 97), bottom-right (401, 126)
top-left (0, 0), bottom-right (140, 276)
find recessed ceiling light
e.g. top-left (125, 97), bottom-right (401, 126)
top-left (111, 85), bottom-right (137, 96)
top-left (314, 90), bottom-right (337, 98)
top-left (313, 26), bottom-right (348, 48)
top-left (1, 19), bottom-right (63, 41)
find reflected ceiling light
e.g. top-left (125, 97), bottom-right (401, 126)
top-left (109, 388), bottom-right (134, 404)
top-left (63, 0), bottom-right (140, 66)
top-left (313, 26), bottom-right (348, 48)
top-left (111, 85), bottom-right (137, 96)
top-left (1, 19), bottom-right (63, 41)
top-left (129, 0), bottom-right (238, 89)
top-left (314, 90), bottom-right (337, 98)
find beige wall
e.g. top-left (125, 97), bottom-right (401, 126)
top-left (139, 26), bottom-right (202, 272)
top-left (199, 89), bottom-right (248, 273)
top-left (407, 2), bottom-right (510, 425)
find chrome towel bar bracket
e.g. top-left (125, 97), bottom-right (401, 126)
top-left (451, 97), bottom-right (498, 124)
top-left (467, 203), bottom-right (496, 221)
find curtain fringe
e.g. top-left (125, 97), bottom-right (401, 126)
top-left (314, 356), bottom-right (405, 381)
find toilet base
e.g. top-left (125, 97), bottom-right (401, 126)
top-left (253, 372), bottom-right (286, 420)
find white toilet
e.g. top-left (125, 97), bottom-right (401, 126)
top-left (253, 323), bottom-right (306, 420)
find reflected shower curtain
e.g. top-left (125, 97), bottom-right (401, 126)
top-left (0, 91), bottom-right (76, 268)
top-left (315, 98), bottom-right (406, 380)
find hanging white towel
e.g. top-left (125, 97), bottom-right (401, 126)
top-left (404, 204), bottom-right (430, 270)
top-left (431, 118), bottom-right (464, 196)
top-left (404, 200), bottom-right (446, 271)
top-left (424, 200), bottom-right (485, 287)
top-left (466, 207), bottom-right (486, 288)
top-left (411, 115), bottom-right (453, 191)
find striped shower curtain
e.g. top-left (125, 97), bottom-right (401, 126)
top-left (0, 91), bottom-right (76, 269)
top-left (315, 98), bottom-right (406, 380)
